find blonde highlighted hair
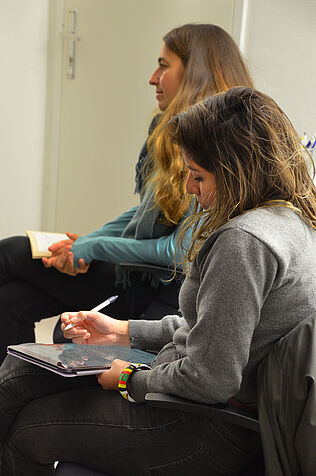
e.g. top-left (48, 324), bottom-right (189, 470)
top-left (146, 24), bottom-right (254, 225)
top-left (168, 87), bottom-right (316, 263)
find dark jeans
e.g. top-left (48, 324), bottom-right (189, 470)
top-left (0, 236), bottom-right (177, 363)
top-left (0, 356), bottom-right (261, 475)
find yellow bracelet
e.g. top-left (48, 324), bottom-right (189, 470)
top-left (118, 363), bottom-right (150, 402)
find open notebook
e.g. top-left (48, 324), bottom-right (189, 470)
top-left (7, 343), bottom-right (155, 377)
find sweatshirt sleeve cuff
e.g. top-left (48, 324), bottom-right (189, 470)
top-left (127, 368), bottom-right (151, 402)
top-left (129, 319), bottom-right (165, 351)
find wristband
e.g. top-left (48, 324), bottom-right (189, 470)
top-left (118, 363), bottom-right (150, 402)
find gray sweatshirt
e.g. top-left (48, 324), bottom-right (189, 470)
top-left (129, 206), bottom-right (316, 405)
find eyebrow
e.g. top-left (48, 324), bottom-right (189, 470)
top-left (158, 57), bottom-right (167, 64)
top-left (186, 164), bottom-right (201, 172)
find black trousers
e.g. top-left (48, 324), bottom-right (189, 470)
top-left (0, 356), bottom-right (261, 476)
top-left (0, 236), bottom-right (176, 363)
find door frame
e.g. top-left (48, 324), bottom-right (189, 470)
top-left (42, 0), bottom-right (64, 231)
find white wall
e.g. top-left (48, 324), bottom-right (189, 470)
top-left (243, 0), bottom-right (316, 138)
top-left (0, 0), bottom-right (49, 238)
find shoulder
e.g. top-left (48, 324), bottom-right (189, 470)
top-left (215, 206), bottom-right (308, 243)
top-left (227, 206), bottom-right (304, 236)
top-left (196, 207), bottom-right (313, 267)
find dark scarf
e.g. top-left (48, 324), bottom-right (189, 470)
top-left (134, 114), bottom-right (161, 195)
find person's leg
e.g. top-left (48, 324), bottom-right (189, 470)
top-left (0, 280), bottom-right (68, 362)
top-left (0, 237), bottom-right (167, 317)
top-left (0, 358), bottom-right (261, 476)
top-left (0, 237), bottom-right (158, 360)
top-left (0, 236), bottom-right (150, 311)
top-left (0, 355), bottom-right (96, 444)
top-left (2, 394), bottom-right (261, 476)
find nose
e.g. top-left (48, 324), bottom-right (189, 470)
top-left (149, 67), bottom-right (160, 86)
top-left (186, 172), bottom-right (199, 196)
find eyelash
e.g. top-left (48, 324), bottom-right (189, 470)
top-left (159, 63), bottom-right (167, 70)
top-left (193, 177), bottom-right (203, 182)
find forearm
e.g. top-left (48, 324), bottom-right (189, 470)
top-left (115, 320), bottom-right (130, 346)
top-left (70, 196), bottom-right (194, 267)
top-left (71, 225), bottom-right (192, 268)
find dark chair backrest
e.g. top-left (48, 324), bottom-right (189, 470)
top-left (257, 313), bottom-right (316, 476)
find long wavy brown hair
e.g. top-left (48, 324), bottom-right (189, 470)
top-left (168, 87), bottom-right (316, 262)
top-left (146, 24), bottom-right (254, 225)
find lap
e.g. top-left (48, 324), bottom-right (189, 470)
top-left (0, 236), bottom-right (119, 306)
top-left (1, 357), bottom-right (186, 474)
top-left (0, 236), bottom-right (158, 318)
top-left (1, 357), bottom-right (261, 476)
top-left (5, 385), bottom-right (216, 476)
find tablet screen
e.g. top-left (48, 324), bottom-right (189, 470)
top-left (7, 343), bottom-right (155, 371)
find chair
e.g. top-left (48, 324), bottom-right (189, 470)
top-left (53, 262), bottom-right (183, 343)
top-left (257, 313), bottom-right (316, 475)
top-left (146, 397), bottom-right (263, 476)
top-left (119, 261), bottom-right (183, 319)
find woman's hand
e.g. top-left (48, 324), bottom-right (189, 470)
top-left (42, 233), bottom-right (90, 276)
top-left (43, 252), bottom-right (90, 276)
top-left (61, 311), bottom-right (130, 346)
top-left (97, 359), bottom-right (130, 391)
top-left (42, 232), bottom-right (79, 271)
top-left (53, 252), bottom-right (90, 276)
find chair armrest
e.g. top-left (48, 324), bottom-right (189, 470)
top-left (145, 393), bottom-right (259, 432)
top-left (119, 261), bottom-right (183, 279)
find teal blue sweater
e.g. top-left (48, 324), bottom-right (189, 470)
top-left (70, 116), bottom-right (193, 272)
top-left (71, 190), bottom-right (193, 268)
top-left (71, 206), bottom-right (192, 267)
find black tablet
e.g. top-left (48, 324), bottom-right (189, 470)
top-left (7, 343), bottom-right (155, 377)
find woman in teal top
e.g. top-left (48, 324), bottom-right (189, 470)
top-left (0, 24), bottom-right (254, 363)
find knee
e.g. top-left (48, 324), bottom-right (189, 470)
top-left (0, 236), bottom-right (30, 257)
top-left (0, 355), bottom-right (29, 384)
top-left (0, 236), bottom-right (32, 274)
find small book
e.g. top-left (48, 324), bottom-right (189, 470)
top-left (7, 343), bottom-right (155, 377)
top-left (26, 230), bottom-right (69, 258)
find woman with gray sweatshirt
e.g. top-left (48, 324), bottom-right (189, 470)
top-left (1, 87), bottom-right (316, 475)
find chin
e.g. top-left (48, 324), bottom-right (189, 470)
top-left (158, 103), bottom-right (167, 111)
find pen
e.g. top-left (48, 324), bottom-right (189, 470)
top-left (64, 295), bottom-right (119, 331)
